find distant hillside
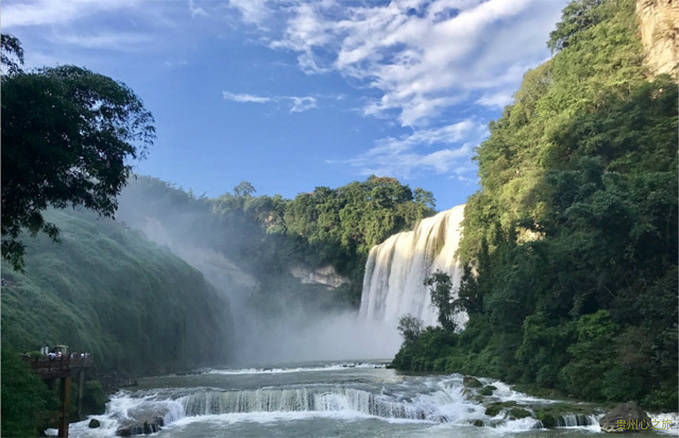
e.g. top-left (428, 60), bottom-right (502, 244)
top-left (1, 208), bottom-right (234, 375)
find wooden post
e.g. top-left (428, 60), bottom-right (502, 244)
top-left (77, 370), bottom-right (85, 420)
top-left (58, 376), bottom-right (71, 438)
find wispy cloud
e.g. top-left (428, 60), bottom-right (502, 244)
top-left (265, 0), bottom-right (565, 127)
top-left (226, 0), bottom-right (271, 26)
top-left (220, 0), bottom-right (566, 180)
top-left (54, 32), bottom-right (153, 50)
top-left (331, 120), bottom-right (488, 180)
top-left (476, 90), bottom-right (514, 108)
top-left (222, 90), bottom-right (318, 113)
top-left (2, 0), bottom-right (139, 28)
top-left (290, 96), bottom-right (317, 112)
top-left (188, 0), bottom-right (207, 18)
top-left (223, 91), bottom-right (272, 104)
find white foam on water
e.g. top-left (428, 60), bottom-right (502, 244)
top-left (487, 381), bottom-right (555, 404)
top-left (490, 417), bottom-right (542, 433)
top-left (207, 362), bottom-right (386, 375)
top-left (165, 410), bottom-right (430, 429)
top-left (648, 412), bottom-right (679, 435)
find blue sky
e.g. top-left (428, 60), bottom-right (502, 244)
top-left (4, 0), bottom-right (568, 210)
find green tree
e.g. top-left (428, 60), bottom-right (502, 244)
top-left (1, 36), bottom-right (155, 270)
top-left (1, 346), bottom-right (55, 437)
top-left (397, 314), bottom-right (424, 343)
top-left (1, 34), bottom-right (24, 75)
top-left (425, 271), bottom-right (456, 331)
top-left (548, 0), bottom-right (604, 51)
top-left (234, 181), bottom-right (256, 198)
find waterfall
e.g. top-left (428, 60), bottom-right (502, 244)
top-left (179, 387), bottom-right (431, 420)
top-left (359, 205), bottom-right (466, 327)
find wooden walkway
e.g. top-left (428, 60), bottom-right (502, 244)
top-left (24, 355), bottom-right (94, 438)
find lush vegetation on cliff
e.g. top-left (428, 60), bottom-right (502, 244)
top-left (1, 208), bottom-right (235, 435)
top-left (393, 0), bottom-right (677, 410)
top-left (119, 174), bottom-right (435, 305)
top-left (2, 208), bottom-right (234, 374)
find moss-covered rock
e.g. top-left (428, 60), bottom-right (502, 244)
top-left (480, 385), bottom-right (497, 396)
top-left (538, 413), bottom-right (556, 428)
top-left (463, 376), bottom-right (483, 388)
top-left (485, 401), bottom-right (519, 418)
top-left (508, 407), bottom-right (532, 419)
top-left (485, 405), bottom-right (503, 417)
top-left (472, 419), bottom-right (484, 427)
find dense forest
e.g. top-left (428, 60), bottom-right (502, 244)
top-left (393, 0), bottom-right (677, 411)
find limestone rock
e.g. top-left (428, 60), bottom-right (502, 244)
top-left (636, 0), bottom-right (679, 79)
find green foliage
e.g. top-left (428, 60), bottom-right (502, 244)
top-left (1, 35), bottom-right (155, 271)
top-left (397, 314), bottom-right (424, 343)
top-left (80, 380), bottom-right (108, 419)
top-left (393, 0), bottom-right (677, 410)
top-left (1, 208), bottom-right (233, 376)
top-left (425, 271), bottom-right (456, 331)
top-left (1, 34), bottom-right (24, 75)
top-left (548, 0), bottom-right (604, 51)
top-left (1, 345), bottom-right (55, 437)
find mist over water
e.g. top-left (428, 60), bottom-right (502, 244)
top-left (115, 180), bottom-right (402, 366)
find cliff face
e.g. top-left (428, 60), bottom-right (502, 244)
top-left (290, 265), bottom-right (349, 289)
top-left (636, 0), bottom-right (679, 78)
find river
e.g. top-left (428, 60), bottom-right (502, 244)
top-left (63, 360), bottom-right (676, 437)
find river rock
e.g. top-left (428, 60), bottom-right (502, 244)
top-left (88, 419), bottom-right (100, 428)
top-left (463, 376), bottom-right (483, 388)
top-left (600, 401), bottom-right (651, 433)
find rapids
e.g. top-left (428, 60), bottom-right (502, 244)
top-left (62, 361), bottom-right (662, 438)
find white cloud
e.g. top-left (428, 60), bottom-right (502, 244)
top-left (2, 0), bottom-right (138, 28)
top-left (266, 0), bottom-right (566, 126)
top-left (290, 96), bottom-right (317, 112)
top-left (227, 0), bottom-right (271, 26)
top-left (222, 91), bottom-right (319, 112)
top-left (188, 0), bottom-right (208, 18)
top-left (476, 90), bottom-right (514, 108)
top-left (334, 120), bottom-right (488, 179)
top-left (222, 91), bottom-right (272, 104)
top-left (54, 32), bottom-right (153, 50)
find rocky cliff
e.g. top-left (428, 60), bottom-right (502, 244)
top-left (636, 0), bottom-right (679, 78)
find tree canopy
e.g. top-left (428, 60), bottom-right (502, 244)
top-left (1, 36), bottom-right (155, 270)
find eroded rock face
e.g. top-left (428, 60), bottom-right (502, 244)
top-left (636, 0), bottom-right (679, 79)
top-left (600, 401), bottom-right (651, 433)
top-left (290, 265), bottom-right (349, 289)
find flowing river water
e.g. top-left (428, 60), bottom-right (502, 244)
top-left (65, 360), bottom-right (676, 437)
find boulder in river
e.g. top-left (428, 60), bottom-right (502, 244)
top-left (463, 376), bottom-right (483, 388)
top-left (599, 401), bottom-right (651, 433)
top-left (88, 419), bottom-right (100, 428)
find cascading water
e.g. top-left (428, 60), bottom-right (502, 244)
top-left (359, 205), bottom-right (466, 327)
top-left (66, 364), bottom-right (641, 437)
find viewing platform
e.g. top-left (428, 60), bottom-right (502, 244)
top-left (24, 355), bottom-right (93, 379)
top-left (23, 354), bottom-right (94, 438)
